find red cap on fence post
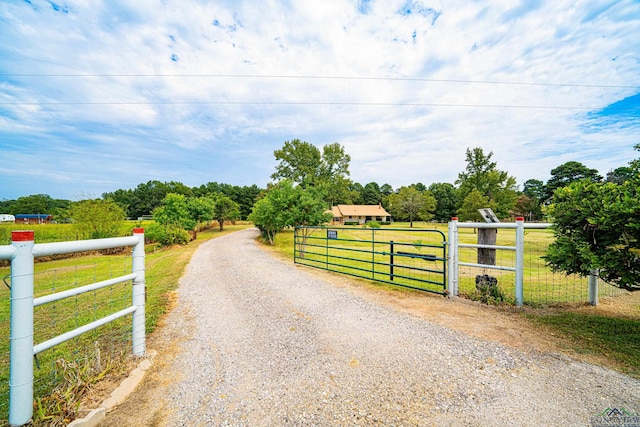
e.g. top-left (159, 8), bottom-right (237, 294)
top-left (11, 231), bottom-right (34, 242)
top-left (451, 217), bottom-right (458, 221)
top-left (516, 217), bottom-right (524, 222)
top-left (133, 228), bottom-right (144, 234)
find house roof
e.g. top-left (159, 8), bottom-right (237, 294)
top-left (333, 205), bottom-right (390, 217)
top-left (15, 214), bottom-right (52, 219)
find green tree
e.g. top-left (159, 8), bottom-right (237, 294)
top-left (544, 161), bottom-right (602, 202)
top-left (455, 147), bottom-right (517, 219)
top-left (9, 194), bottom-right (70, 216)
top-left (153, 193), bottom-right (196, 234)
top-left (211, 194), bottom-right (240, 231)
top-left (187, 196), bottom-right (216, 236)
top-left (606, 166), bottom-right (634, 185)
top-left (349, 182), bottom-right (365, 205)
top-left (387, 186), bottom-right (436, 227)
top-left (411, 182), bottom-right (427, 192)
top-left (523, 179), bottom-right (545, 200)
top-left (272, 139), bottom-right (323, 188)
top-left (428, 182), bottom-right (459, 222)
top-left (248, 181), bottom-right (331, 245)
top-left (380, 183), bottom-right (394, 197)
top-left (545, 144), bottom-right (640, 291)
top-left (362, 182), bottom-right (382, 205)
top-left (69, 198), bottom-right (126, 239)
top-left (513, 194), bottom-right (542, 221)
top-left (458, 189), bottom-right (496, 222)
top-left (271, 139), bottom-right (352, 206)
top-left (193, 182), bottom-right (262, 220)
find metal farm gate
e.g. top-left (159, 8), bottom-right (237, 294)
top-left (294, 227), bottom-right (447, 295)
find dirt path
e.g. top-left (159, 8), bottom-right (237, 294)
top-left (98, 229), bottom-right (639, 426)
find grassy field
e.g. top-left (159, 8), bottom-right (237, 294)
top-left (1, 220), bottom-right (637, 425)
top-left (0, 222), bottom-right (252, 425)
top-left (291, 222), bottom-right (624, 305)
top-left (275, 223), bottom-right (640, 379)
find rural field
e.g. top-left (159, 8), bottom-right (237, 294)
top-left (0, 222), bottom-right (638, 425)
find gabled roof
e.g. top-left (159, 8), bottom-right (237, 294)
top-left (334, 205), bottom-right (390, 217)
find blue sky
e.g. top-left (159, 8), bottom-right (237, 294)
top-left (1, 0), bottom-right (639, 201)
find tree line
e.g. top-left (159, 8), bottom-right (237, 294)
top-left (0, 146), bottom-right (625, 227)
top-left (1, 140), bottom-right (638, 289)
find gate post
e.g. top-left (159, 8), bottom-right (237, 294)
top-left (447, 218), bottom-right (459, 298)
top-left (515, 217), bottom-right (525, 306)
top-left (131, 228), bottom-right (146, 356)
top-left (9, 231), bottom-right (35, 426)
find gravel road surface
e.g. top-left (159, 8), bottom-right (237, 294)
top-left (108, 228), bottom-right (640, 426)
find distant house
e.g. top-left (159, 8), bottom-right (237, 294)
top-left (14, 214), bottom-right (52, 224)
top-left (328, 204), bottom-right (391, 225)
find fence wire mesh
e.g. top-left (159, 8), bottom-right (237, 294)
top-left (455, 227), bottom-right (627, 305)
top-left (1, 253), bottom-right (136, 426)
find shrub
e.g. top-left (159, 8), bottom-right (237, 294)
top-left (144, 223), bottom-right (191, 246)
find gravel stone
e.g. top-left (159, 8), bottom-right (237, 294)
top-left (157, 228), bottom-right (639, 426)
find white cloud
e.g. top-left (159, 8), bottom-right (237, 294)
top-left (0, 0), bottom-right (638, 199)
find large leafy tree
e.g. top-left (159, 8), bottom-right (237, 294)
top-left (69, 198), bottom-right (126, 239)
top-left (193, 182), bottom-right (262, 220)
top-left (187, 196), bottom-right (216, 236)
top-left (545, 144), bottom-right (640, 291)
top-left (606, 166), bottom-right (634, 185)
top-left (362, 182), bottom-right (382, 205)
top-left (387, 186), bottom-right (436, 227)
top-left (210, 194), bottom-right (240, 231)
top-left (428, 182), bottom-right (459, 222)
top-left (272, 139), bottom-right (323, 188)
top-left (105, 180), bottom-right (193, 219)
top-left (8, 194), bottom-right (70, 216)
top-left (544, 161), bottom-right (602, 202)
top-left (455, 147), bottom-right (517, 219)
top-left (271, 139), bottom-right (352, 206)
top-left (349, 182), bottom-right (365, 205)
top-left (523, 179), bottom-right (545, 200)
top-left (248, 181), bottom-right (331, 245)
top-left (458, 189), bottom-right (496, 222)
top-left (513, 195), bottom-right (542, 221)
top-left (153, 193), bottom-right (196, 233)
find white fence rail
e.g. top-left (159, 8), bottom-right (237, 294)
top-left (447, 218), bottom-right (600, 306)
top-left (1, 229), bottom-right (146, 427)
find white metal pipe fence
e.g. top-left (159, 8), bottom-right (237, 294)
top-left (446, 218), bottom-right (617, 306)
top-left (1, 229), bottom-right (146, 427)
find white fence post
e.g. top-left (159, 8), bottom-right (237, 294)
top-left (131, 228), bottom-right (146, 356)
top-left (515, 217), bottom-right (525, 306)
top-left (447, 217), bottom-right (459, 298)
top-left (9, 231), bottom-right (35, 427)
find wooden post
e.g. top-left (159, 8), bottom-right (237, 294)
top-left (478, 228), bottom-right (497, 265)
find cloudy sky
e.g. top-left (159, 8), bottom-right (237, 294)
top-left (1, 0), bottom-right (639, 201)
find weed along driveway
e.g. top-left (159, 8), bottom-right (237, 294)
top-left (100, 228), bottom-right (640, 426)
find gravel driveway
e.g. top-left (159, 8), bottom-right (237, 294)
top-left (122, 228), bottom-right (640, 426)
